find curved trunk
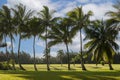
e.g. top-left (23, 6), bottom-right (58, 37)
top-left (108, 61), bottom-right (113, 70)
top-left (4, 35), bottom-right (9, 64)
top-left (18, 34), bottom-right (25, 70)
top-left (80, 29), bottom-right (86, 71)
top-left (46, 26), bottom-right (50, 71)
top-left (65, 42), bottom-right (70, 70)
top-left (33, 36), bottom-right (37, 71)
top-left (10, 35), bottom-right (16, 70)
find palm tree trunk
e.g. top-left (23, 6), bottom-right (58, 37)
top-left (18, 34), bottom-right (25, 70)
top-left (4, 35), bottom-right (9, 64)
top-left (108, 61), bottom-right (113, 70)
top-left (61, 58), bottom-right (62, 67)
top-left (65, 42), bottom-right (70, 70)
top-left (10, 36), bottom-right (16, 70)
top-left (33, 36), bottom-right (37, 71)
top-left (80, 29), bottom-right (86, 71)
top-left (46, 26), bottom-right (50, 71)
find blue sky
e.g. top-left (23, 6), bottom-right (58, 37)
top-left (0, 0), bottom-right (6, 7)
top-left (0, 0), bottom-right (118, 57)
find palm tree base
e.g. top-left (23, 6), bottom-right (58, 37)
top-left (35, 68), bottom-right (38, 71)
top-left (47, 68), bottom-right (50, 71)
top-left (34, 65), bottom-right (38, 71)
top-left (19, 65), bottom-right (25, 70)
top-left (81, 64), bottom-right (87, 71)
top-left (109, 68), bottom-right (114, 70)
top-left (82, 68), bottom-right (87, 71)
top-left (108, 62), bottom-right (114, 70)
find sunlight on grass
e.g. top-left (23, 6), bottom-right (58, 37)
top-left (0, 64), bottom-right (120, 80)
top-left (0, 74), bottom-right (28, 80)
top-left (61, 75), bottom-right (80, 80)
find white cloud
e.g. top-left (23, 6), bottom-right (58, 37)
top-left (7, 0), bottom-right (58, 13)
top-left (6, 41), bottom-right (15, 48)
top-left (36, 40), bottom-right (45, 48)
top-left (83, 2), bottom-right (115, 20)
top-left (77, 0), bottom-right (113, 3)
top-left (6, 41), bottom-right (11, 47)
top-left (6, 0), bottom-right (115, 20)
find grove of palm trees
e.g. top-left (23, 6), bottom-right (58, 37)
top-left (0, 0), bottom-right (120, 80)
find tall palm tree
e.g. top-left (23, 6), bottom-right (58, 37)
top-left (22, 17), bottom-right (43, 71)
top-left (57, 50), bottom-right (64, 67)
top-left (48, 18), bottom-right (76, 70)
top-left (0, 5), bottom-right (16, 70)
top-left (12, 3), bottom-right (33, 70)
top-left (84, 20), bottom-right (119, 70)
top-left (0, 5), bottom-right (10, 64)
top-left (67, 7), bottom-right (92, 70)
top-left (38, 6), bottom-right (58, 71)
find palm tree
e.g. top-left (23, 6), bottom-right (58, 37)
top-left (106, 1), bottom-right (120, 30)
top-left (38, 6), bottom-right (58, 71)
top-left (12, 3), bottom-right (33, 70)
top-left (57, 50), bottom-right (64, 67)
top-left (48, 18), bottom-right (76, 70)
top-left (84, 20), bottom-right (119, 70)
top-left (22, 17), bottom-right (43, 71)
top-left (0, 5), bottom-right (16, 70)
top-left (67, 7), bottom-right (92, 70)
top-left (0, 5), bottom-right (10, 64)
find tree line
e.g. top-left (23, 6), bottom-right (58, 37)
top-left (0, 51), bottom-right (120, 65)
top-left (0, 2), bottom-right (120, 71)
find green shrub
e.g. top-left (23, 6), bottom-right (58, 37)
top-left (0, 62), bottom-right (12, 70)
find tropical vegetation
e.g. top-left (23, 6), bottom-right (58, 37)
top-left (0, 1), bottom-right (119, 73)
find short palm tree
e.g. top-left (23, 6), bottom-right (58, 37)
top-left (48, 18), bottom-right (76, 70)
top-left (84, 20), bottom-right (119, 70)
top-left (67, 7), bottom-right (92, 70)
top-left (57, 50), bottom-right (64, 66)
top-left (12, 3), bottom-right (33, 70)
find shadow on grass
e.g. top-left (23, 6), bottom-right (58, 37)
top-left (1, 70), bottom-right (120, 80)
top-left (50, 66), bottom-right (62, 70)
top-left (92, 66), bottom-right (102, 69)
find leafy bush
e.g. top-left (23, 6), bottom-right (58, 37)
top-left (0, 62), bottom-right (12, 70)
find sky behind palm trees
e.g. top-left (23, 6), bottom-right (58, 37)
top-left (0, 0), bottom-right (119, 58)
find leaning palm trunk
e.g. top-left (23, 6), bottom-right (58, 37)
top-left (4, 35), bottom-right (9, 64)
top-left (65, 42), bottom-right (70, 70)
top-left (33, 36), bottom-right (37, 71)
top-left (10, 36), bottom-right (16, 70)
top-left (80, 29), bottom-right (86, 71)
top-left (108, 61), bottom-right (113, 70)
top-left (18, 34), bottom-right (25, 70)
top-left (46, 27), bottom-right (50, 71)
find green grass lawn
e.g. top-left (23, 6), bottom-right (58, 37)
top-left (0, 64), bottom-right (120, 80)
